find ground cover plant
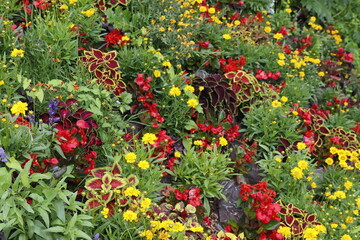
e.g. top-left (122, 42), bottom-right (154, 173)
top-left (0, 0), bottom-right (359, 239)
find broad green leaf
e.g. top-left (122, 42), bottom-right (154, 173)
top-left (38, 207), bottom-right (50, 228)
top-left (35, 88), bottom-right (44, 102)
top-left (44, 226), bottom-right (65, 232)
top-left (47, 79), bottom-right (63, 87)
top-left (5, 157), bottom-right (22, 171)
top-left (74, 229), bottom-right (92, 240)
top-left (54, 200), bottom-right (66, 222)
top-left (19, 199), bottom-right (34, 213)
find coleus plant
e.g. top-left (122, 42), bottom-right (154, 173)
top-left (278, 201), bottom-right (323, 238)
top-left (81, 49), bottom-right (126, 96)
top-left (96, 0), bottom-right (131, 11)
top-left (224, 70), bottom-right (276, 112)
top-left (193, 72), bottom-right (239, 116)
top-left (84, 162), bottom-right (140, 215)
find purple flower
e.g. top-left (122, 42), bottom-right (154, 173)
top-left (0, 147), bottom-right (7, 162)
top-left (48, 98), bottom-right (59, 124)
top-left (93, 233), bottom-right (100, 240)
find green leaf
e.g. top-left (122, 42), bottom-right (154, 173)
top-left (35, 88), bottom-right (44, 102)
top-left (38, 207), bottom-right (50, 228)
top-left (19, 199), bottom-right (34, 213)
top-left (54, 200), bottom-right (66, 222)
top-left (67, 212), bottom-right (77, 230)
top-left (74, 229), bottom-right (92, 240)
top-left (44, 226), bottom-right (65, 232)
top-left (262, 220), bottom-right (280, 230)
top-left (48, 79), bottom-right (63, 87)
top-left (5, 157), bottom-right (22, 171)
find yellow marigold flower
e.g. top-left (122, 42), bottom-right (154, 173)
top-left (341, 234), bottom-right (352, 240)
top-left (123, 210), bottom-right (138, 222)
top-left (297, 142), bottom-right (307, 150)
top-left (299, 72), bottom-right (305, 77)
top-left (345, 216), bottom-right (354, 224)
top-left (0, 80), bottom-right (4, 86)
top-left (222, 34), bottom-right (231, 40)
top-left (292, 111), bottom-right (298, 116)
top-left (277, 60), bottom-right (285, 66)
top-left (291, 167), bottom-right (303, 179)
top-left (315, 224), bottom-right (326, 233)
top-left (140, 198), bottom-right (152, 209)
top-left (10, 48), bottom-right (25, 58)
top-left (274, 33), bottom-right (284, 40)
top-left (158, 230), bottom-right (171, 240)
top-left (275, 158), bottom-right (282, 162)
top-left (199, 86), bottom-right (204, 91)
top-left (280, 96), bottom-right (288, 102)
top-left (187, 98), bottom-right (199, 108)
top-left (142, 133), bottom-right (158, 144)
top-left (344, 181), bottom-right (353, 190)
top-left (169, 86), bottom-right (181, 96)
top-left (325, 158), bottom-right (333, 165)
top-left (189, 226), bottom-right (204, 232)
top-left (199, 6), bottom-right (207, 12)
top-left (331, 223), bottom-right (338, 228)
top-left (169, 222), bottom-right (185, 232)
top-left (285, 8), bottom-right (292, 13)
top-left (59, 4), bottom-right (68, 10)
top-left (310, 16), bottom-right (316, 22)
top-left (11, 101), bottom-right (28, 116)
top-left (138, 160), bottom-right (150, 170)
top-left (318, 71), bottom-right (325, 77)
top-left (153, 70), bottom-right (161, 77)
top-left (124, 187), bottom-right (140, 197)
top-left (330, 147), bottom-right (338, 154)
top-left (194, 140), bottom-right (203, 146)
top-left (298, 160), bottom-right (309, 170)
top-left (162, 61), bottom-right (172, 67)
top-left (81, 8), bottom-right (95, 17)
top-left (334, 190), bottom-right (346, 199)
top-left (264, 26), bottom-right (272, 33)
top-left (219, 137), bottom-right (228, 146)
top-left (278, 226), bottom-right (291, 237)
top-left (208, 7), bottom-right (216, 14)
top-left (271, 100), bottom-right (282, 108)
top-left (234, 20), bottom-right (240, 25)
top-left (121, 36), bottom-right (130, 41)
top-left (278, 53), bottom-right (286, 60)
top-left (141, 230), bottom-right (154, 240)
top-left (101, 207), bottom-right (109, 218)
top-left (125, 152), bottom-right (137, 163)
top-left (303, 227), bottom-right (319, 240)
top-left (184, 85), bottom-right (195, 93)
top-left (69, 0), bottom-right (77, 4)
top-left (311, 182), bottom-right (317, 188)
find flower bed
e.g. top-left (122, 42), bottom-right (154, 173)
top-left (0, 0), bottom-right (359, 239)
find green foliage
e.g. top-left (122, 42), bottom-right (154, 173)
top-left (242, 102), bottom-right (302, 148)
top-left (325, 113), bottom-right (356, 132)
top-left (257, 147), bottom-right (317, 210)
top-left (0, 159), bottom-right (94, 239)
top-left (173, 146), bottom-right (233, 200)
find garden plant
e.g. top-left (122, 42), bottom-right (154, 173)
top-left (0, 0), bottom-right (359, 239)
